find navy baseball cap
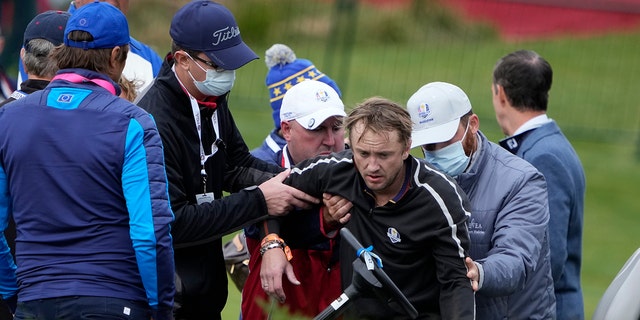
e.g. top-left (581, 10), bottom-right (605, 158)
top-left (170, 1), bottom-right (258, 70)
top-left (64, 1), bottom-right (129, 50)
top-left (24, 10), bottom-right (71, 51)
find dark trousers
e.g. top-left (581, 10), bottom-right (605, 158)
top-left (14, 296), bottom-right (150, 320)
top-left (0, 302), bottom-right (10, 320)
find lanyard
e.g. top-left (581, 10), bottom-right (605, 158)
top-left (173, 65), bottom-right (220, 176)
top-left (190, 97), bottom-right (219, 172)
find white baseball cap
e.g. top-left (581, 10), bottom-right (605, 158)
top-left (280, 79), bottom-right (346, 130)
top-left (408, 82), bottom-right (472, 148)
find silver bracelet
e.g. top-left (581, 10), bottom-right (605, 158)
top-left (259, 241), bottom-right (284, 255)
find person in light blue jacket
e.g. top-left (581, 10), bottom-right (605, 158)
top-left (492, 50), bottom-right (586, 320)
top-left (408, 81), bottom-right (556, 319)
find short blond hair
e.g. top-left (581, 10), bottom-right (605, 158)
top-left (345, 97), bottom-right (413, 148)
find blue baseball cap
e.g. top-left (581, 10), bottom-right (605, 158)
top-left (64, 1), bottom-right (129, 50)
top-left (24, 10), bottom-right (71, 50)
top-left (170, 1), bottom-right (258, 70)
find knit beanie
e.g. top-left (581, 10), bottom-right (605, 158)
top-left (265, 44), bottom-right (341, 130)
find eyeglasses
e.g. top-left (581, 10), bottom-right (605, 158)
top-left (185, 52), bottom-right (225, 73)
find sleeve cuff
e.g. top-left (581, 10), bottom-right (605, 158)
top-left (319, 207), bottom-right (338, 239)
top-left (475, 261), bottom-right (484, 291)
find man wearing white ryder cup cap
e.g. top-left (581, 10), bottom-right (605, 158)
top-left (242, 79), bottom-right (348, 319)
top-left (408, 81), bottom-right (556, 319)
top-left (278, 80), bottom-right (347, 163)
top-left (136, 1), bottom-right (319, 319)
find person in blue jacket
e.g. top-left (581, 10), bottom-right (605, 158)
top-left (492, 49), bottom-right (586, 320)
top-left (0, 2), bottom-right (174, 319)
top-left (17, 0), bottom-right (163, 95)
top-left (409, 81), bottom-right (556, 319)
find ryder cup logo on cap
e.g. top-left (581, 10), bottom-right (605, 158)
top-left (280, 80), bottom-right (346, 130)
top-left (417, 103), bottom-right (431, 120)
top-left (408, 82), bottom-right (472, 148)
top-left (64, 1), bottom-right (129, 50)
top-left (170, 1), bottom-right (258, 70)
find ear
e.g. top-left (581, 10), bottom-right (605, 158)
top-left (281, 121), bottom-right (293, 140)
top-left (493, 84), bottom-right (508, 106)
top-left (109, 46), bottom-right (125, 68)
top-left (19, 47), bottom-right (26, 68)
top-left (402, 139), bottom-right (411, 160)
top-left (468, 113), bottom-right (480, 136)
top-left (173, 51), bottom-right (190, 71)
top-left (108, 46), bottom-right (126, 81)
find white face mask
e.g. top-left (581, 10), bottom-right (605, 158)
top-left (186, 54), bottom-right (236, 97)
top-left (423, 122), bottom-right (470, 177)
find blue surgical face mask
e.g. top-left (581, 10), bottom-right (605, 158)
top-left (187, 54), bottom-right (236, 97)
top-left (423, 122), bottom-right (470, 177)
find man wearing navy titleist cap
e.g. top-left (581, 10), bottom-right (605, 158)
top-left (0, 2), bottom-right (174, 320)
top-left (136, 1), bottom-right (318, 319)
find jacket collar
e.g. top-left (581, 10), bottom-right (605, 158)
top-left (51, 69), bottom-right (120, 96)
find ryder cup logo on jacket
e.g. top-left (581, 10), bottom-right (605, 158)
top-left (387, 227), bottom-right (401, 243)
top-left (211, 26), bottom-right (240, 46)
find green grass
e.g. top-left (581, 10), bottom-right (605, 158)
top-left (123, 1), bottom-right (640, 318)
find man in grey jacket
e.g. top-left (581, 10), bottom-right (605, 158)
top-left (408, 81), bottom-right (556, 319)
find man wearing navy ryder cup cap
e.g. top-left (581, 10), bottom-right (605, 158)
top-left (0, 2), bottom-right (175, 319)
top-left (136, 1), bottom-right (319, 319)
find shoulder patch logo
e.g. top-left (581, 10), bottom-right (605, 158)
top-left (387, 227), bottom-right (401, 243)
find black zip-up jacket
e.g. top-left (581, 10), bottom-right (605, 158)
top-left (137, 55), bottom-right (280, 318)
top-left (285, 150), bottom-right (476, 319)
top-left (0, 79), bottom-right (50, 108)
